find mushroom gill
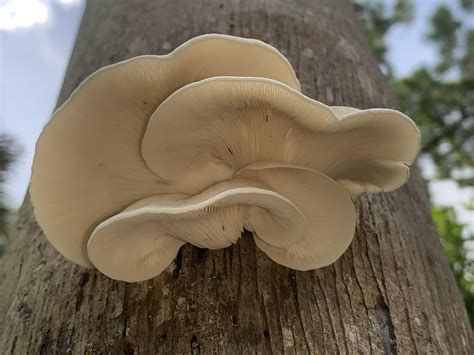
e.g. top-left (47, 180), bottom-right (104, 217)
top-left (142, 77), bottom-right (420, 196)
top-left (30, 34), bottom-right (299, 267)
top-left (237, 162), bottom-right (357, 270)
top-left (87, 179), bottom-right (305, 282)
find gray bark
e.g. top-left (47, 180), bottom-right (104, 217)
top-left (1, 0), bottom-right (472, 353)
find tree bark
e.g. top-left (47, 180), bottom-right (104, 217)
top-left (1, 0), bottom-right (472, 353)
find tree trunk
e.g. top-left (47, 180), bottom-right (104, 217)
top-left (1, 0), bottom-right (472, 353)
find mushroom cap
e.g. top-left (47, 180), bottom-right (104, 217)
top-left (142, 77), bottom-right (420, 195)
top-left (87, 179), bottom-right (305, 282)
top-left (30, 34), bottom-right (300, 267)
top-left (236, 162), bottom-right (357, 270)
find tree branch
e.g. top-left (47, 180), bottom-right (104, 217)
top-left (422, 91), bottom-right (473, 153)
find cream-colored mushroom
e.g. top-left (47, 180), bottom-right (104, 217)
top-left (236, 162), bottom-right (356, 270)
top-left (87, 179), bottom-right (305, 282)
top-left (30, 34), bottom-right (300, 267)
top-left (142, 76), bottom-right (420, 195)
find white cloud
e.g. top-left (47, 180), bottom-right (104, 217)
top-left (0, 0), bottom-right (49, 31)
top-left (57, 0), bottom-right (81, 7)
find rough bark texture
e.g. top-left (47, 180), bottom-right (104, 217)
top-left (1, 0), bottom-right (472, 353)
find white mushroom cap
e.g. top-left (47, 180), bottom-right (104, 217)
top-left (142, 77), bottom-right (420, 195)
top-left (30, 34), bottom-right (300, 267)
top-left (87, 179), bottom-right (305, 282)
top-left (236, 162), bottom-right (356, 270)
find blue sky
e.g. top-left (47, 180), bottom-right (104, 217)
top-left (1, 0), bottom-right (84, 205)
top-left (1, 0), bottom-right (473, 233)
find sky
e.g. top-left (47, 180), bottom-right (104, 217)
top-left (1, 0), bottom-right (84, 204)
top-left (1, 0), bottom-right (473, 233)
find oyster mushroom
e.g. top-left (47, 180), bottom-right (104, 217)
top-left (236, 162), bottom-right (356, 270)
top-left (87, 179), bottom-right (305, 282)
top-left (31, 34), bottom-right (300, 267)
top-left (142, 77), bottom-right (420, 195)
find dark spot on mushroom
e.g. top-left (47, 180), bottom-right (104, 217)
top-left (97, 163), bottom-right (104, 167)
top-left (231, 315), bottom-right (239, 326)
top-left (160, 333), bottom-right (168, 341)
top-left (263, 329), bottom-right (270, 338)
top-left (265, 115), bottom-right (269, 122)
top-left (228, 147), bottom-right (233, 155)
top-left (222, 225), bottom-right (225, 231)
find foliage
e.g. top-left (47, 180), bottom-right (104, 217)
top-left (394, 67), bottom-right (473, 185)
top-left (396, 5), bottom-right (473, 186)
top-left (432, 206), bottom-right (474, 325)
top-left (353, 0), bottom-right (413, 76)
top-left (355, 0), bottom-right (474, 186)
top-left (427, 5), bottom-right (461, 74)
top-left (354, 0), bottom-right (474, 325)
top-left (0, 134), bottom-right (18, 255)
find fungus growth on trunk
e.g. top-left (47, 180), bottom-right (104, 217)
top-left (30, 34), bottom-right (299, 267)
top-left (31, 34), bottom-right (420, 281)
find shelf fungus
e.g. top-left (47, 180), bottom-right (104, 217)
top-left (30, 34), bottom-right (299, 267)
top-left (87, 179), bottom-right (306, 282)
top-left (235, 163), bottom-right (356, 271)
top-left (142, 77), bottom-right (420, 195)
top-left (31, 34), bottom-right (420, 281)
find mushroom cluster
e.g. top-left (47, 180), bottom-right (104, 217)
top-left (31, 34), bottom-right (420, 282)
